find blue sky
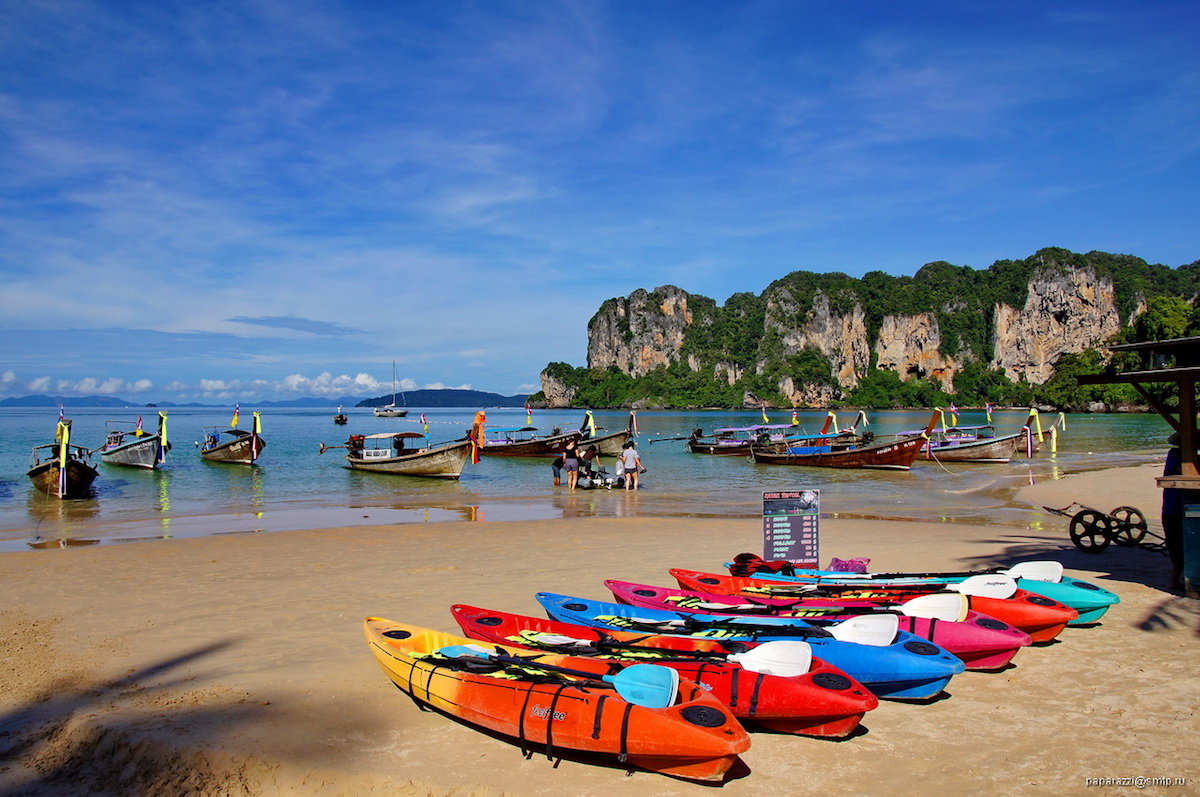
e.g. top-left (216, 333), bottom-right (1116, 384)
top-left (2, 1), bottom-right (1197, 403)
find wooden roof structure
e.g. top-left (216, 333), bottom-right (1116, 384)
top-left (1078, 336), bottom-right (1200, 488)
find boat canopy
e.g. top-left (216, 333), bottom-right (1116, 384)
top-left (364, 432), bottom-right (426, 440)
top-left (712, 424), bottom-right (796, 434)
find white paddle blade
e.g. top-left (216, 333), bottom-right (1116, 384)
top-left (728, 640), bottom-right (813, 677)
top-left (900, 593), bottom-right (970, 622)
top-left (1003, 561), bottom-right (1064, 583)
top-left (529, 633), bottom-right (594, 648)
top-left (828, 614), bottom-right (900, 647)
top-left (949, 574), bottom-right (1018, 599)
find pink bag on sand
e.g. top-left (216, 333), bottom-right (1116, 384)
top-left (827, 557), bottom-right (870, 573)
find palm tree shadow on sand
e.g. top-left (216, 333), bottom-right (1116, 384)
top-left (0, 640), bottom-right (265, 796)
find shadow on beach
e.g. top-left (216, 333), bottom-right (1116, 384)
top-left (0, 640), bottom-right (267, 797)
top-left (955, 532), bottom-right (1200, 636)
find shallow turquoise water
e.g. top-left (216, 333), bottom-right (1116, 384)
top-left (0, 406), bottom-right (1172, 551)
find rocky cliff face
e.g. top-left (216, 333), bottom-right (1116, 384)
top-left (990, 267), bottom-right (1121, 384)
top-left (544, 259), bottom-right (1132, 407)
top-left (764, 289), bottom-right (870, 389)
top-left (587, 286), bottom-right (693, 377)
top-left (874, 313), bottom-right (957, 392)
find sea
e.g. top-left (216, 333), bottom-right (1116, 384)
top-left (0, 405), bottom-right (1173, 552)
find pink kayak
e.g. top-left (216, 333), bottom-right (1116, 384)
top-left (606, 578), bottom-right (1032, 671)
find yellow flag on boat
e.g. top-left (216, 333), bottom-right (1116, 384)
top-left (231, 403), bottom-right (240, 428)
top-left (252, 411), bottom-right (262, 435)
top-left (1030, 408), bottom-right (1043, 441)
top-left (585, 411), bottom-right (596, 436)
top-left (761, 405), bottom-right (769, 423)
top-left (56, 420), bottom-right (70, 464)
top-left (526, 404), bottom-right (533, 427)
top-left (158, 412), bottom-right (169, 462)
top-left (985, 402), bottom-right (994, 423)
top-left (421, 412), bottom-right (428, 433)
top-left (791, 409), bottom-right (799, 426)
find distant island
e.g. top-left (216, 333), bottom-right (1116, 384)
top-left (0, 389), bottom-right (532, 409)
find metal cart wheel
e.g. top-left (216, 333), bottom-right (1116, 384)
top-left (1109, 506), bottom-right (1148, 547)
top-left (1069, 509), bottom-right (1114, 553)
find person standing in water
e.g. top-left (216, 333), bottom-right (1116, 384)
top-left (619, 441), bottom-right (642, 490)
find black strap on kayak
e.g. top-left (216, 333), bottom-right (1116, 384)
top-left (748, 672), bottom-right (766, 717)
top-left (617, 701), bottom-right (634, 763)
top-left (517, 683), bottom-right (536, 759)
top-left (592, 694), bottom-right (609, 739)
top-left (927, 617), bottom-right (938, 644)
top-left (723, 663), bottom-right (738, 708)
top-left (544, 683), bottom-right (570, 762)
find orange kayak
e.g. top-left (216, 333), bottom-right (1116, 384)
top-left (364, 617), bottom-right (751, 782)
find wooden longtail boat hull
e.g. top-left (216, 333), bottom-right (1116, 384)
top-left (750, 433), bottom-right (926, 470)
top-left (451, 603), bottom-right (878, 737)
top-left (607, 579), bottom-right (1031, 671)
top-left (364, 618), bottom-right (750, 782)
top-left (27, 459), bottom-right (98, 498)
top-left (586, 426), bottom-right (633, 456)
top-left (918, 432), bottom-right (1022, 463)
top-left (688, 439), bottom-right (751, 455)
top-left (100, 435), bottom-right (165, 469)
top-left (200, 433), bottom-right (265, 465)
top-left (346, 439), bottom-right (471, 479)
top-left (480, 430), bottom-right (582, 457)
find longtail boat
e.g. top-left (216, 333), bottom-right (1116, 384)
top-left (749, 411), bottom-right (939, 470)
top-left (200, 410), bottom-right (265, 465)
top-left (27, 418), bottom-right (99, 498)
top-left (96, 412), bottom-right (170, 469)
top-left (320, 432), bottom-right (472, 479)
top-left (481, 411), bottom-right (635, 458)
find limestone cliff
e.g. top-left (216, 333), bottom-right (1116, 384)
top-left (874, 313), bottom-right (957, 392)
top-left (990, 266), bottom-right (1122, 384)
top-left (540, 248), bottom-right (1194, 407)
top-left (587, 286), bottom-right (693, 376)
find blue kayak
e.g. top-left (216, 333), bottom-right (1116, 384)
top-left (537, 592), bottom-right (965, 701)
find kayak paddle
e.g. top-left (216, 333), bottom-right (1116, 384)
top-left (897, 593), bottom-right (970, 622)
top-left (826, 614), bottom-right (900, 647)
top-left (946, 574), bottom-right (1018, 600)
top-left (438, 644), bottom-right (680, 709)
top-left (514, 632), bottom-right (815, 677)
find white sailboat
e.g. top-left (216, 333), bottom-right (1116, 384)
top-left (374, 361), bottom-right (408, 417)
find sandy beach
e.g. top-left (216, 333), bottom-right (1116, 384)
top-left (1, 463), bottom-right (1196, 796)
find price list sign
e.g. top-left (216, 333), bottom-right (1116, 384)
top-left (762, 489), bottom-right (820, 567)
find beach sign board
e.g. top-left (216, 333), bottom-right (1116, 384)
top-left (762, 489), bottom-right (820, 566)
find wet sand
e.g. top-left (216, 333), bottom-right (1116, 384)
top-left (0, 464), bottom-right (1196, 796)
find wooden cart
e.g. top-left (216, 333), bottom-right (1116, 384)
top-left (1043, 502), bottom-right (1162, 554)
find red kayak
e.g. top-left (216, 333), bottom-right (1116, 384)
top-left (452, 603), bottom-right (879, 738)
top-left (671, 569), bottom-right (1078, 644)
top-left (606, 579), bottom-right (1032, 671)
